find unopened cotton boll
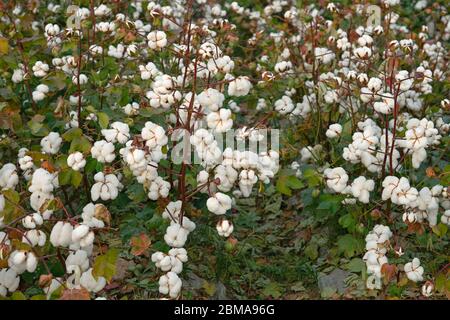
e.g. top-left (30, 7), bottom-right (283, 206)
top-left (228, 76), bottom-right (252, 97)
top-left (67, 152), bottom-right (86, 171)
top-left (326, 123), bottom-right (342, 138)
top-left (41, 132), bottom-right (62, 154)
top-left (216, 219), bottom-right (234, 237)
top-left (207, 192), bottom-right (232, 215)
top-left (158, 272), bottom-right (182, 299)
top-left (50, 221), bottom-right (74, 247)
top-left (404, 258), bottom-right (424, 282)
top-left (91, 140), bottom-right (116, 163)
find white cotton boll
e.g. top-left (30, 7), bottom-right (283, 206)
top-left (19, 155), bottom-right (34, 171)
top-left (26, 252), bottom-right (38, 273)
top-left (158, 272), bottom-right (182, 298)
top-left (0, 163), bottom-right (19, 190)
top-left (404, 258), bottom-right (424, 282)
top-left (215, 165), bottom-right (238, 192)
top-left (324, 167), bottom-right (349, 193)
top-left (206, 108), bottom-right (233, 133)
top-left (0, 269), bottom-right (20, 296)
top-left (80, 268), bottom-right (106, 293)
top-left (67, 152), bottom-right (86, 171)
top-left (89, 45), bottom-right (103, 56)
top-left (12, 68), bottom-right (24, 83)
top-left (315, 47), bottom-right (335, 64)
top-left (354, 46), bottom-right (372, 59)
top-left (28, 168), bottom-right (55, 194)
top-left (66, 250), bottom-right (90, 272)
top-left (164, 223), bottom-right (189, 248)
top-left (40, 132), bottom-right (62, 154)
top-left (50, 221), bottom-right (73, 247)
top-left (32, 61), bottom-right (49, 77)
top-left (350, 176), bottom-right (375, 203)
top-left (139, 62), bottom-right (161, 80)
top-left (208, 55), bottom-right (235, 73)
top-left (169, 248), bottom-right (188, 263)
top-left (101, 122), bottom-right (130, 144)
top-left (81, 203), bottom-right (106, 228)
top-left (72, 224), bottom-right (94, 248)
top-left (441, 210), bottom-right (450, 226)
top-left (147, 31), bottom-right (167, 49)
top-left (396, 70), bottom-right (413, 91)
top-left (22, 230), bottom-right (46, 247)
top-left (21, 213), bottom-right (43, 229)
top-left (206, 192), bottom-right (232, 215)
top-left (228, 76), bottom-right (252, 97)
top-left (91, 140), bottom-right (116, 163)
top-left (274, 95), bottom-right (294, 115)
top-left (72, 74), bottom-right (88, 85)
top-left (123, 102), bottom-right (139, 115)
top-left (141, 121), bottom-right (168, 148)
top-left (94, 4), bottom-right (111, 16)
top-left (197, 88), bottom-right (225, 112)
top-left (326, 123), bottom-right (342, 138)
top-left (147, 177), bottom-right (170, 200)
top-left (367, 77), bottom-right (383, 93)
top-left (216, 219), bottom-right (234, 237)
top-left (91, 172), bottom-right (122, 201)
top-left (32, 84), bottom-right (49, 102)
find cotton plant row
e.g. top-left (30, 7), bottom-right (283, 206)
top-left (0, 1), bottom-right (282, 300)
top-left (225, 1), bottom-right (449, 297)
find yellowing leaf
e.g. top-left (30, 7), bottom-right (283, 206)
top-left (0, 38), bottom-right (8, 55)
top-left (130, 233), bottom-right (151, 256)
top-left (93, 248), bottom-right (119, 282)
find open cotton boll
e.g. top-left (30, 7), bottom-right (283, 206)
top-left (101, 122), bottom-right (130, 144)
top-left (0, 163), bottom-right (19, 190)
top-left (206, 108), bottom-right (233, 133)
top-left (0, 269), bottom-right (20, 296)
top-left (206, 192), bottom-right (232, 215)
top-left (22, 230), bottom-right (46, 247)
top-left (67, 152), bottom-right (86, 171)
top-left (81, 203), bottom-right (108, 228)
top-left (21, 213), bottom-right (44, 229)
top-left (147, 30), bottom-right (167, 49)
top-left (80, 268), bottom-right (106, 293)
top-left (90, 172), bottom-right (122, 201)
top-left (326, 123), bottom-right (343, 138)
top-left (164, 223), bottom-right (190, 248)
top-left (147, 176), bottom-right (170, 200)
top-left (65, 250), bottom-right (90, 273)
top-left (350, 176), bottom-right (375, 203)
top-left (158, 272), bottom-right (182, 299)
top-left (32, 84), bottom-right (49, 102)
top-left (227, 76), bottom-right (252, 97)
top-left (404, 258), bottom-right (424, 282)
top-left (197, 88), bottom-right (225, 112)
top-left (40, 132), bottom-right (62, 154)
top-left (8, 251), bottom-right (38, 274)
top-left (216, 219), bottom-right (234, 237)
top-left (91, 140), bottom-right (116, 163)
top-left (32, 61), bottom-right (49, 77)
top-left (50, 221), bottom-right (73, 247)
top-left (141, 121), bottom-right (168, 148)
top-left (72, 225), bottom-right (95, 248)
top-left (324, 167), bottom-right (349, 193)
top-left (274, 95), bottom-right (295, 115)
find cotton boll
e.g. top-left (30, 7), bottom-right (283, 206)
top-left (207, 108), bottom-right (233, 133)
top-left (32, 61), bottom-right (49, 77)
top-left (324, 167), bottom-right (349, 193)
top-left (350, 176), bottom-right (375, 203)
top-left (41, 132), bottom-right (62, 154)
top-left (274, 95), bottom-right (295, 115)
top-left (72, 224), bottom-right (95, 247)
top-left (197, 88), bottom-right (225, 112)
top-left (81, 203), bottom-right (107, 228)
top-left (164, 223), bottom-right (189, 248)
top-left (22, 230), bottom-right (46, 247)
top-left (227, 76), bottom-right (252, 97)
top-left (101, 122), bottom-right (130, 144)
top-left (67, 152), bottom-right (86, 171)
top-left (326, 123), bottom-right (342, 138)
top-left (141, 121), bottom-right (168, 148)
top-left (147, 31), bottom-right (167, 49)
top-left (0, 269), bottom-right (20, 296)
top-left (80, 268), bottom-right (106, 292)
top-left (90, 172), bottom-right (122, 201)
top-left (66, 250), bottom-right (90, 272)
top-left (147, 177), bottom-right (170, 200)
top-left (404, 258), bottom-right (424, 282)
top-left (50, 221), bottom-right (73, 247)
top-left (206, 192), bottom-right (232, 215)
top-left (21, 213), bottom-right (44, 229)
top-left (216, 219), bottom-right (234, 237)
top-left (91, 140), bottom-right (116, 163)
top-left (0, 163), bottom-right (19, 190)
top-left (158, 272), bottom-right (182, 299)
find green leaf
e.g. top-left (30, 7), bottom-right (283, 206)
top-left (71, 170), bottom-right (83, 188)
top-left (69, 136), bottom-right (91, 153)
top-left (58, 168), bottom-right (72, 186)
top-left (304, 242), bottom-right (319, 260)
top-left (337, 234), bottom-right (364, 258)
top-left (262, 282), bottom-right (282, 299)
top-left (92, 248), bottom-right (119, 282)
top-left (97, 112), bottom-right (109, 129)
top-left (62, 128), bottom-right (82, 142)
top-left (11, 291), bottom-right (26, 300)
